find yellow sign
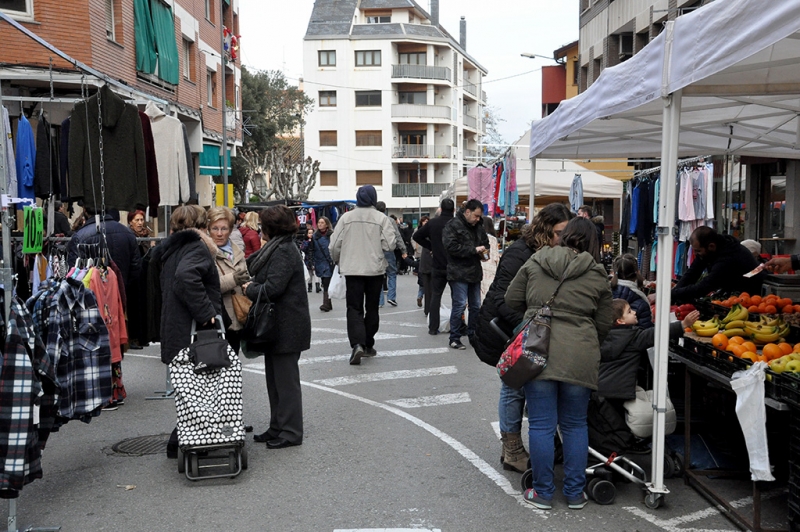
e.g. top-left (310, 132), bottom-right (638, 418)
top-left (215, 184), bottom-right (234, 208)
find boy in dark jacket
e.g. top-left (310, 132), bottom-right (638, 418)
top-left (598, 299), bottom-right (699, 402)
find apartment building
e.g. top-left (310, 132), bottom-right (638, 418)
top-left (578, 0), bottom-right (705, 91)
top-left (303, 0), bottom-right (487, 222)
top-left (0, 0), bottom-right (242, 207)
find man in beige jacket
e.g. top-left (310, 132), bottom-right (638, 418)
top-left (329, 185), bottom-right (396, 365)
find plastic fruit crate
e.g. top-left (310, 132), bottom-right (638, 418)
top-left (778, 373), bottom-right (800, 410)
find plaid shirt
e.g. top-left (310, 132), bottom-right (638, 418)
top-left (0, 300), bottom-right (47, 492)
top-left (46, 278), bottom-right (112, 419)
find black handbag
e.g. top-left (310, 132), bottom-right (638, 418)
top-left (244, 285), bottom-right (277, 341)
top-left (189, 317), bottom-right (231, 374)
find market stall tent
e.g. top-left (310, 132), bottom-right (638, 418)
top-left (527, 0), bottom-right (800, 507)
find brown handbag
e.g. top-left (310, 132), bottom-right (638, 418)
top-left (231, 293), bottom-right (252, 323)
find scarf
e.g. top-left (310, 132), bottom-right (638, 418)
top-left (131, 224), bottom-right (152, 238)
top-left (246, 234), bottom-right (292, 275)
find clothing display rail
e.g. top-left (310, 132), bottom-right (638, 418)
top-left (634, 155), bottom-right (711, 177)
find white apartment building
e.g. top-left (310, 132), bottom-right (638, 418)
top-left (303, 0), bottom-right (487, 222)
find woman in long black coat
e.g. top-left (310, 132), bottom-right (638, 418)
top-left (244, 206), bottom-right (311, 448)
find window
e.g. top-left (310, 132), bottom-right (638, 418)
top-left (207, 70), bottom-right (217, 107)
top-left (183, 39), bottom-right (195, 82)
top-left (356, 171), bottom-right (382, 186)
top-left (318, 50), bottom-right (336, 67)
top-left (355, 91), bottom-right (382, 107)
top-left (367, 15), bottom-right (391, 23)
top-left (319, 91), bottom-right (337, 107)
top-left (355, 50), bottom-right (381, 67)
top-left (356, 131), bottom-right (382, 147)
top-left (319, 131), bottom-right (338, 147)
top-left (399, 91), bottom-right (426, 105)
top-left (319, 171), bottom-right (338, 187)
top-left (399, 168), bottom-right (427, 183)
top-left (105, 0), bottom-right (115, 40)
top-left (399, 53), bottom-right (426, 66)
top-left (135, 0), bottom-right (180, 84)
top-left (0, 0), bottom-right (33, 19)
top-left (204, 0), bottom-right (214, 23)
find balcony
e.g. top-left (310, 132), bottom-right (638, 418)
top-left (392, 145), bottom-right (452, 159)
top-left (392, 64), bottom-right (451, 82)
top-left (463, 81), bottom-right (478, 98)
top-left (463, 149), bottom-right (478, 160)
top-left (391, 104), bottom-right (451, 120)
top-left (463, 114), bottom-right (477, 130)
top-left (481, 90), bottom-right (487, 102)
top-left (392, 182), bottom-right (450, 197)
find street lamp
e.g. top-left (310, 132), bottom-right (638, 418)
top-left (412, 159), bottom-right (421, 227)
top-left (520, 53), bottom-right (558, 62)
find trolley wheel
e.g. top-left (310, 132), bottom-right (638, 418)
top-left (241, 446), bottom-right (248, 470)
top-left (177, 449), bottom-right (185, 474)
top-left (188, 453), bottom-right (200, 478)
top-left (664, 455), bottom-right (677, 479)
top-left (586, 477), bottom-right (601, 499)
top-left (589, 479), bottom-right (616, 505)
top-left (228, 450), bottom-right (238, 476)
top-left (520, 469), bottom-right (533, 492)
top-left (644, 493), bottom-right (663, 509)
top-left (672, 454), bottom-right (684, 478)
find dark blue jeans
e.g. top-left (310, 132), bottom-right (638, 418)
top-left (449, 280), bottom-right (480, 343)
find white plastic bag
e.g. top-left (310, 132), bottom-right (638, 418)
top-left (304, 266), bottom-right (311, 285)
top-left (439, 304), bottom-right (451, 333)
top-left (730, 362), bottom-right (775, 481)
top-left (328, 266), bottom-right (346, 299)
top-left (623, 386), bottom-right (676, 439)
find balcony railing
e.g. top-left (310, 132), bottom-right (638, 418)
top-left (481, 90), bottom-right (487, 102)
top-left (226, 107), bottom-right (237, 131)
top-left (463, 149), bottom-right (478, 160)
top-left (463, 81), bottom-right (477, 98)
top-left (463, 114), bottom-right (477, 130)
top-left (392, 183), bottom-right (450, 197)
top-left (392, 64), bottom-right (451, 82)
top-left (392, 145), bottom-right (452, 159)
top-left (391, 104), bottom-right (451, 120)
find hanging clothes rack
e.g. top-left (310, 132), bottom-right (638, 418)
top-left (634, 155), bottom-right (711, 177)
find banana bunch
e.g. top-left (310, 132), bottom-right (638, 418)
top-left (721, 304), bottom-right (749, 324)
top-left (744, 316), bottom-right (790, 343)
top-left (692, 316), bottom-right (721, 337)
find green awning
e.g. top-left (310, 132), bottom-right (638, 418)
top-left (150, 0), bottom-right (180, 85)
top-left (200, 144), bottom-right (232, 176)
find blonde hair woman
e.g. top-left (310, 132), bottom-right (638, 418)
top-left (239, 211), bottom-right (262, 258)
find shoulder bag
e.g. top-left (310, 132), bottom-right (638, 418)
top-left (496, 275), bottom-right (567, 389)
top-left (231, 292), bottom-right (252, 323)
top-left (244, 284), bottom-right (277, 341)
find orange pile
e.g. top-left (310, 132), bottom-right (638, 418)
top-left (713, 293), bottom-right (800, 314)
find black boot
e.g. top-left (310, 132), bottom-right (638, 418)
top-left (316, 282), bottom-right (322, 293)
top-left (320, 291), bottom-right (332, 312)
top-left (307, 282), bottom-right (312, 293)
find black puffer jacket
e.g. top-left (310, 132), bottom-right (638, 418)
top-left (474, 238), bottom-right (534, 366)
top-left (412, 211), bottom-right (454, 271)
top-left (245, 237), bottom-right (311, 354)
top-left (612, 283), bottom-right (653, 329)
top-left (150, 229), bottom-right (222, 363)
top-left (442, 212), bottom-right (489, 283)
top-left (598, 321), bottom-right (683, 399)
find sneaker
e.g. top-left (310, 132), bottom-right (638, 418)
top-left (522, 489), bottom-right (552, 510)
top-left (102, 403), bottom-right (119, 411)
top-left (364, 347), bottom-right (377, 357)
top-left (428, 330), bottom-right (439, 335)
top-left (115, 399), bottom-right (125, 406)
top-left (567, 492), bottom-right (589, 510)
top-left (350, 345), bottom-right (365, 365)
top-left (387, 300), bottom-right (398, 307)
top-left (449, 340), bottom-right (466, 350)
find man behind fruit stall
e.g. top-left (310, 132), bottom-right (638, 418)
top-left (652, 226), bottom-right (766, 304)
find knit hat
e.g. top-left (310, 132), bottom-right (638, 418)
top-left (356, 185), bottom-right (377, 207)
top-left (741, 239), bottom-right (761, 255)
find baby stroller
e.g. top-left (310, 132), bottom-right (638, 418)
top-left (169, 318), bottom-right (248, 480)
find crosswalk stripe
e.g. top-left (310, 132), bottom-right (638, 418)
top-left (314, 366), bottom-right (457, 387)
top-left (297, 347), bottom-right (450, 366)
top-left (386, 392), bottom-right (470, 409)
top-left (311, 332), bottom-right (413, 346)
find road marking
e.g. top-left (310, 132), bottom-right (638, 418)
top-left (334, 529), bottom-right (441, 532)
top-left (314, 309), bottom-right (420, 322)
top-left (240, 365), bottom-right (547, 518)
top-left (386, 392), bottom-right (470, 409)
top-left (490, 420), bottom-right (529, 440)
top-left (125, 353), bottom-right (160, 359)
top-left (312, 333), bottom-right (414, 346)
top-left (381, 321), bottom-right (428, 328)
top-left (314, 366), bottom-right (458, 387)
top-left (296, 348), bottom-right (450, 366)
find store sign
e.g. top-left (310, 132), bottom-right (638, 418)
top-left (23, 206), bottom-right (43, 253)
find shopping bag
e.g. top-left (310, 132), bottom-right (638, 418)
top-left (328, 265), bottom-right (346, 299)
top-left (623, 386), bottom-right (676, 438)
top-left (439, 304), bottom-right (451, 333)
top-left (495, 312), bottom-right (549, 390)
top-left (730, 362), bottom-right (775, 481)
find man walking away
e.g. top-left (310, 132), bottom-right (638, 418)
top-left (442, 199), bottom-right (489, 349)
top-left (413, 199), bottom-right (455, 336)
top-left (376, 202), bottom-right (406, 307)
top-left (329, 185), bottom-right (396, 365)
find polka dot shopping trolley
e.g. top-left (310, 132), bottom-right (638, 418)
top-left (168, 318), bottom-right (248, 480)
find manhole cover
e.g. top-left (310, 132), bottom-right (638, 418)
top-left (112, 434), bottom-right (170, 456)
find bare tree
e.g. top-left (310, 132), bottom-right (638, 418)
top-left (255, 142), bottom-right (320, 201)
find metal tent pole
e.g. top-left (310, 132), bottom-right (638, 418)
top-left (529, 156), bottom-right (536, 223)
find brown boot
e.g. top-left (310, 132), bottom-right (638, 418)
top-left (501, 431), bottom-right (530, 473)
top-left (320, 290), bottom-right (332, 312)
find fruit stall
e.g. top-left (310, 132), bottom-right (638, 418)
top-left (667, 288), bottom-right (800, 531)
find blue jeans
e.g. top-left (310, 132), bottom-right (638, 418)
top-left (449, 281), bottom-right (480, 343)
top-left (379, 251), bottom-right (397, 305)
top-left (523, 379), bottom-right (591, 500)
top-left (499, 381), bottom-right (525, 433)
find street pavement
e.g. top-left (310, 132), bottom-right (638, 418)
top-left (1, 273), bottom-right (787, 531)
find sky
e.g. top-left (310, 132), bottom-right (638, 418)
top-left (237, 0), bottom-right (579, 146)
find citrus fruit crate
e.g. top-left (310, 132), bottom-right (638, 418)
top-left (678, 337), bottom-right (749, 378)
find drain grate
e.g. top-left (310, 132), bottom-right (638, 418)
top-left (112, 434), bottom-right (170, 456)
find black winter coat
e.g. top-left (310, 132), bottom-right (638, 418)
top-left (442, 212), bottom-right (489, 283)
top-left (413, 212), bottom-right (454, 271)
top-left (150, 229), bottom-right (222, 363)
top-left (612, 283), bottom-right (653, 329)
top-left (598, 322), bottom-right (683, 399)
top-left (245, 238), bottom-right (311, 354)
top-left (473, 238), bottom-right (534, 366)
top-left (67, 215), bottom-right (140, 287)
